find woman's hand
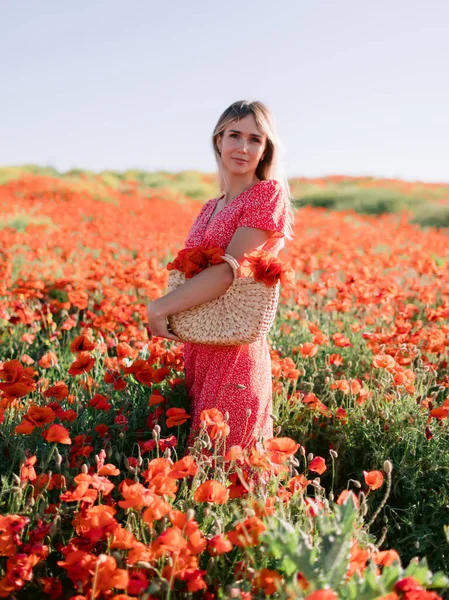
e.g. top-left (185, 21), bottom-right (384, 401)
top-left (146, 302), bottom-right (181, 343)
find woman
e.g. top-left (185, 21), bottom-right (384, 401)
top-left (146, 100), bottom-right (295, 453)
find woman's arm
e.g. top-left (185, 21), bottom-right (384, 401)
top-left (146, 226), bottom-right (274, 339)
top-left (149, 261), bottom-right (235, 318)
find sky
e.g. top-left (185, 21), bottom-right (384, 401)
top-left (1, 0), bottom-right (448, 183)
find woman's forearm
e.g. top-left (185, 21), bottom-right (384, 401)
top-left (149, 262), bottom-right (234, 318)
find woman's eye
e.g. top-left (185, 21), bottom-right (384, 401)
top-left (229, 133), bottom-right (260, 143)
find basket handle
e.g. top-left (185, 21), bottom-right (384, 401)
top-left (220, 253), bottom-right (240, 281)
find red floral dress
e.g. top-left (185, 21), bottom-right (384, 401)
top-left (182, 179), bottom-right (288, 452)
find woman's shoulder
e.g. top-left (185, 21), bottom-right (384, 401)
top-left (247, 179), bottom-right (284, 204)
top-left (250, 178), bottom-right (282, 197)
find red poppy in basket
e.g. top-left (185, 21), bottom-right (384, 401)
top-left (167, 246), bottom-right (225, 278)
top-left (243, 250), bottom-right (295, 288)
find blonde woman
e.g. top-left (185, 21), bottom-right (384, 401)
top-left (147, 100), bottom-right (295, 452)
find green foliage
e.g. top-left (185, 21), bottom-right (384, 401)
top-left (282, 394), bottom-right (449, 574)
top-left (262, 496), bottom-right (448, 598)
top-left (410, 204), bottom-right (449, 228)
top-left (297, 187), bottom-right (426, 215)
top-left (0, 213), bottom-right (56, 232)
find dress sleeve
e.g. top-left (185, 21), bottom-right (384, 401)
top-left (237, 179), bottom-right (287, 240)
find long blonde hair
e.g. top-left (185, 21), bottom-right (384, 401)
top-left (211, 100), bottom-right (295, 241)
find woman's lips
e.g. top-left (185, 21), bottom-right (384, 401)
top-left (233, 158), bottom-right (247, 164)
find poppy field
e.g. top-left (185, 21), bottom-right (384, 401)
top-left (1, 172), bottom-right (449, 599)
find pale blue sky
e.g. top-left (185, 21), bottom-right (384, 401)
top-left (1, 0), bottom-right (448, 182)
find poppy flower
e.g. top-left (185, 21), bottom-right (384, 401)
top-left (336, 490), bottom-right (359, 508)
top-left (193, 480), bottom-right (229, 504)
top-left (158, 435), bottom-right (177, 451)
top-left (26, 405), bottom-right (56, 427)
top-left (300, 342), bottom-right (318, 357)
top-left (373, 354), bottom-right (396, 369)
top-left (0, 359), bottom-right (37, 398)
top-left (20, 455), bottom-right (37, 482)
top-left (393, 577), bottom-right (422, 593)
top-left (70, 334), bottom-right (95, 353)
top-left (167, 247), bottom-right (209, 278)
top-left (98, 463), bottom-right (120, 476)
top-left (265, 437), bottom-right (301, 457)
top-left (308, 456), bottom-right (327, 475)
top-left (118, 482), bottom-right (156, 510)
top-left (244, 251), bottom-right (284, 287)
top-left (147, 473), bottom-right (178, 498)
top-left (92, 554), bottom-right (129, 593)
top-left (151, 527), bottom-right (187, 556)
top-left (15, 419), bottom-right (36, 435)
top-left (165, 407), bottom-right (191, 427)
top-left (68, 351), bottom-right (95, 376)
top-left (149, 390), bottom-right (165, 405)
top-left (372, 549), bottom-right (401, 567)
top-left (207, 534), bottom-right (233, 556)
top-left (200, 407), bottom-right (225, 426)
top-left (287, 475), bottom-right (310, 493)
top-left (224, 445), bottom-right (245, 463)
top-left (428, 407), bottom-right (449, 423)
top-left (20, 354), bottom-right (34, 365)
top-left (43, 382), bottom-right (69, 400)
top-left (169, 455), bottom-right (198, 479)
top-left (42, 424), bottom-right (72, 444)
top-left (363, 470), bottom-right (384, 491)
top-left (38, 351), bottom-right (59, 368)
top-left (202, 246), bottom-right (226, 264)
top-left (143, 458), bottom-right (172, 482)
top-left (254, 569), bottom-right (283, 596)
top-left (227, 516), bottom-right (266, 547)
top-left (141, 495), bottom-right (172, 526)
top-left (331, 333), bottom-right (352, 348)
top-left (210, 421), bottom-right (230, 440)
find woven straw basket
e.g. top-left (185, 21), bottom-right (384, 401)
top-left (166, 254), bottom-right (280, 345)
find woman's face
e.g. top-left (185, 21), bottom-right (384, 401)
top-left (217, 114), bottom-right (267, 177)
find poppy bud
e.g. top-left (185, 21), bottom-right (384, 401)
top-left (307, 453), bottom-right (314, 462)
top-left (329, 449), bottom-right (338, 459)
top-left (55, 449), bottom-right (63, 467)
top-left (383, 460), bottom-right (393, 474)
top-left (81, 463), bottom-right (88, 474)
